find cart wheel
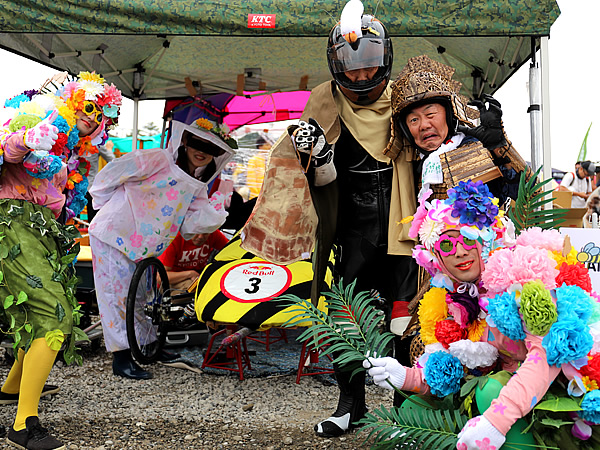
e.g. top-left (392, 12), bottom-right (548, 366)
top-left (126, 257), bottom-right (170, 364)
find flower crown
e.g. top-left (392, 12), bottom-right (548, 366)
top-left (193, 118), bottom-right (238, 150)
top-left (2, 71), bottom-right (122, 220)
top-left (406, 180), bottom-right (513, 284)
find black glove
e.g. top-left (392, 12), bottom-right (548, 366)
top-left (458, 94), bottom-right (507, 150)
top-left (289, 118), bottom-right (336, 186)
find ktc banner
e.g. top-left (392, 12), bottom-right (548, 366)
top-left (560, 228), bottom-right (600, 292)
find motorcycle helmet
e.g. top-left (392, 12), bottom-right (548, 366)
top-left (327, 14), bottom-right (393, 105)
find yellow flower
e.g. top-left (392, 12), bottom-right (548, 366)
top-left (78, 71), bottom-right (105, 84)
top-left (583, 376), bottom-right (598, 391)
top-left (195, 118), bottom-right (213, 131)
top-left (418, 287), bottom-right (448, 345)
top-left (550, 248), bottom-right (579, 268)
top-left (467, 319), bottom-right (487, 342)
top-left (57, 105), bottom-right (77, 128)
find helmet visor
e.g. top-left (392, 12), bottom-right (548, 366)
top-left (328, 37), bottom-right (392, 73)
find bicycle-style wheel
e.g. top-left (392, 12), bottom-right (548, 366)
top-left (126, 257), bottom-right (170, 364)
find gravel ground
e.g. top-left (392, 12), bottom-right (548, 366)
top-left (0, 341), bottom-right (393, 449)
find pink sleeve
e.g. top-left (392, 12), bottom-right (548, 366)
top-left (402, 366), bottom-right (431, 395)
top-left (1, 130), bottom-right (29, 163)
top-left (483, 335), bottom-right (561, 435)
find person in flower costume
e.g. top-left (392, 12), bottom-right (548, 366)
top-left (0, 71), bottom-right (121, 449)
top-left (364, 179), bottom-right (600, 449)
top-left (88, 118), bottom-right (236, 380)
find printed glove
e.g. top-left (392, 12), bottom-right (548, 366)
top-left (456, 415), bottom-right (506, 450)
top-left (208, 191), bottom-right (228, 212)
top-left (457, 94), bottom-right (507, 150)
top-left (23, 110), bottom-right (59, 152)
top-left (289, 118), bottom-right (336, 186)
top-left (362, 356), bottom-right (406, 390)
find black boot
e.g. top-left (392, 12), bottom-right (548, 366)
top-left (314, 362), bottom-right (367, 437)
top-left (112, 350), bottom-right (153, 380)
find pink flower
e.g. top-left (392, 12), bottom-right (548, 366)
top-left (468, 417), bottom-right (481, 427)
top-left (99, 83), bottom-right (122, 106)
top-left (516, 227), bottom-right (563, 252)
top-left (457, 443), bottom-right (467, 450)
top-left (474, 437), bottom-right (497, 450)
top-left (482, 246), bottom-right (558, 295)
top-left (170, 224), bottom-right (178, 233)
top-left (130, 232), bottom-right (143, 248)
top-left (61, 81), bottom-right (81, 99)
top-left (166, 188), bottom-right (178, 201)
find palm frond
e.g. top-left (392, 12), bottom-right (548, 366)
top-left (276, 279), bottom-right (392, 367)
top-left (507, 166), bottom-right (568, 234)
top-left (357, 404), bottom-right (467, 449)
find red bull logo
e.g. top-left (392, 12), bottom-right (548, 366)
top-left (244, 265), bottom-right (275, 276)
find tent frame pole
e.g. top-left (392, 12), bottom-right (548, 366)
top-left (540, 36), bottom-right (552, 183)
top-left (132, 98), bottom-right (139, 152)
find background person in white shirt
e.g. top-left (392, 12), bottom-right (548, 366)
top-left (558, 160), bottom-right (595, 208)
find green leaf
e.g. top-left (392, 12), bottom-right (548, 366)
top-left (16, 291), bottom-right (28, 305)
top-left (60, 253), bottom-right (77, 265)
top-left (534, 397), bottom-right (581, 412)
top-left (3, 294), bottom-right (14, 309)
top-left (0, 244), bottom-right (9, 260)
top-left (72, 326), bottom-right (89, 343)
top-left (0, 271), bottom-right (3, 283)
top-left (507, 166), bottom-right (568, 234)
top-left (539, 417), bottom-right (573, 428)
top-left (26, 275), bottom-right (43, 289)
top-left (8, 243), bottom-right (20, 261)
top-left (55, 302), bottom-right (66, 322)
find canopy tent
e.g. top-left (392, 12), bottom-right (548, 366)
top-left (0, 0), bottom-right (560, 174)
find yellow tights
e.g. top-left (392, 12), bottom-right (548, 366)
top-left (1, 338), bottom-right (58, 430)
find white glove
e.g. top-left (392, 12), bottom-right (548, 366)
top-left (362, 356), bottom-right (406, 390)
top-left (290, 118), bottom-right (336, 186)
top-left (456, 416), bottom-right (506, 450)
top-left (23, 110), bottom-right (59, 151)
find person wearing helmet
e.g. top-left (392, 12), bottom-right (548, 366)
top-left (241, 0), bottom-right (418, 438)
top-left (388, 54), bottom-right (528, 205)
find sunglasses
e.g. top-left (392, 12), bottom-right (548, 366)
top-left (434, 234), bottom-right (478, 257)
top-left (82, 101), bottom-right (103, 125)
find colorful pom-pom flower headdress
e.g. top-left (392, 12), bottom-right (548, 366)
top-left (406, 179), bottom-right (515, 290)
top-left (2, 71), bottom-right (122, 219)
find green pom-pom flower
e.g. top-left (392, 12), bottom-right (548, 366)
top-left (8, 114), bottom-right (42, 133)
top-left (520, 280), bottom-right (557, 336)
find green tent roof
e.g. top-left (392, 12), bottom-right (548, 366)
top-left (0, 0), bottom-right (560, 101)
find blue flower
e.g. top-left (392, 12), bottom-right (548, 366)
top-left (555, 284), bottom-right (593, 323)
top-left (66, 128), bottom-right (80, 150)
top-left (446, 180), bottom-right (498, 229)
top-left (155, 243), bottom-right (164, 253)
top-left (581, 390), bottom-right (600, 424)
top-left (156, 180), bottom-right (167, 189)
top-left (116, 237), bottom-right (124, 246)
top-left (542, 318), bottom-right (593, 366)
top-left (52, 114), bottom-right (70, 134)
top-left (424, 351), bottom-right (463, 397)
top-left (161, 205), bottom-right (173, 217)
top-left (487, 291), bottom-right (526, 341)
top-left (4, 94), bottom-right (29, 109)
top-left (140, 223), bottom-right (153, 236)
top-left (169, 179), bottom-right (177, 186)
